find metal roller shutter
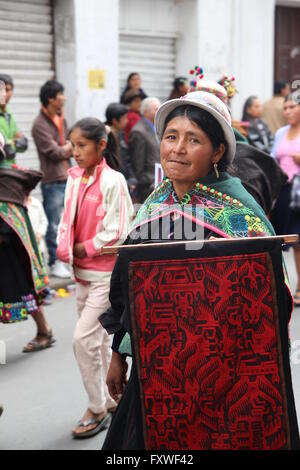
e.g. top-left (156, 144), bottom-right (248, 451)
top-left (0, 0), bottom-right (54, 169)
top-left (119, 33), bottom-right (176, 103)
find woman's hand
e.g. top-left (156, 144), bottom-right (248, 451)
top-left (73, 242), bottom-right (86, 259)
top-left (106, 352), bottom-right (128, 403)
top-left (292, 153), bottom-right (300, 165)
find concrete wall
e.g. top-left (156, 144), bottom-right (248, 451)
top-left (54, 0), bottom-right (119, 125)
top-left (175, 0), bottom-right (198, 77)
top-left (230, 0), bottom-right (276, 119)
top-left (54, 0), bottom-right (77, 125)
top-left (54, 0), bottom-right (300, 124)
top-left (195, 0), bottom-right (276, 119)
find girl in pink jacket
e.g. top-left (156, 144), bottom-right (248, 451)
top-left (57, 118), bottom-right (134, 439)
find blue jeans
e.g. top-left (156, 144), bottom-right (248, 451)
top-left (41, 181), bottom-right (66, 267)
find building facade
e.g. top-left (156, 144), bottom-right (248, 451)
top-left (0, 0), bottom-right (299, 168)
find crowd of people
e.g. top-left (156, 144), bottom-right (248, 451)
top-left (0, 68), bottom-right (300, 448)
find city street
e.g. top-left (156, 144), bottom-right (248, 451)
top-left (1, 250), bottom-right (300, 450)
top-left (0, 293), bottom-right (107, 450)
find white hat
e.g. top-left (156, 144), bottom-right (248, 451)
top-left (191, 80), bottom-right (228, 103)
top-left (155, 90), bottom-right (236, 162)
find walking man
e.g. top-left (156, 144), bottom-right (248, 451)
top-left (32, 80), bottom-right (72, 278)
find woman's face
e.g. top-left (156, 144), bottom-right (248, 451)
top-left (113, 113), bottom-right (128, 131)
top-left (247, 98), bottom-right (262, 118)
top-left (283, 100), bottom-right (300, 126)
top-left (70, 128), bottom-right (106, 175)
top-left (128, 74), bottom-right (141, 90)
top-left (160, 116), bottom-right (225, 187)
top-left (129, 97), bottom-right (142, 113)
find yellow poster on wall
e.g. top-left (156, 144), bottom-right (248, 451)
top-left (88, 70), bottom-right (105, 90)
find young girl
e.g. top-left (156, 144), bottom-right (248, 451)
top-left (57, 118), bottom-right (134, 439)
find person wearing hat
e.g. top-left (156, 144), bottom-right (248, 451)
top-left (0, 132), bottom-right (55, 351)
top-left (123, 89), bottom-right (143, 144)
top-left (99, 89), bottom-right (292, 450)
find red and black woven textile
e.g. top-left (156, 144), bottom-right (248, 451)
top-left (122, 238), bottom-right (299, 450)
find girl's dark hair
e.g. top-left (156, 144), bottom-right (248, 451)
top-left (105, 103), bottom-right (129, 125)
top-left (242, 95), bottom-right (257, 121)
top-left (40, 80), bottom-right (64, 107)
top-left (163, 105), bottom-right (230, 172)
top-left (173, 77), bottom-right (188, 91)
top-left (69, 117), bottom-right (119, 170)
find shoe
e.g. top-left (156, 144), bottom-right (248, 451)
top-left (50, 261), bottom-right (71, 279)
top-left (72, 412), bottom-right (111, 439)
top-left (0, 405), bottom-right (3, 417)
top-left (23, 329), bottom-right (56, 353)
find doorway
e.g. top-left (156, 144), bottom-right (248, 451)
top-left (275, 5), bottom-right (300, 83)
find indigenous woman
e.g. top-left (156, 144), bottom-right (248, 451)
top-left (100, 90), bottom-right (294, 449)
top-left (0, 133), bottom-right (54, 352)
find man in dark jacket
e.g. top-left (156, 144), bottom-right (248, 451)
top-left (32, 80), bottom-right (72, 278)
top-left (129, 97), bottom-right (161, 203)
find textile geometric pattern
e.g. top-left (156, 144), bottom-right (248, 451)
top-left (129, 253), bottom-right (292, 450)
top-left (0, 202), bottom-right (48, 294)
top-left (0, 293), bottom-right (42, 323)
top-left (131, 177), bottom-right (272, 239)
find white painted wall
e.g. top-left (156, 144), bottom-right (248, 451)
top-left (55, 0), bottom-right (119, 125)
top-left (195, 0), bottom-right (276, 120)
top-left (54, 0), bottom-right (76, 125)
top-left (230, 0), bottom-right (276, 119)
top-left (175, 0), bottom-right (198, 77)
top-left (54, 0), bottom-right (300, 125)
top-left (120, 0), bottom-right (178, 35)
top-left (74, 0), bottom-right (119, 121)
